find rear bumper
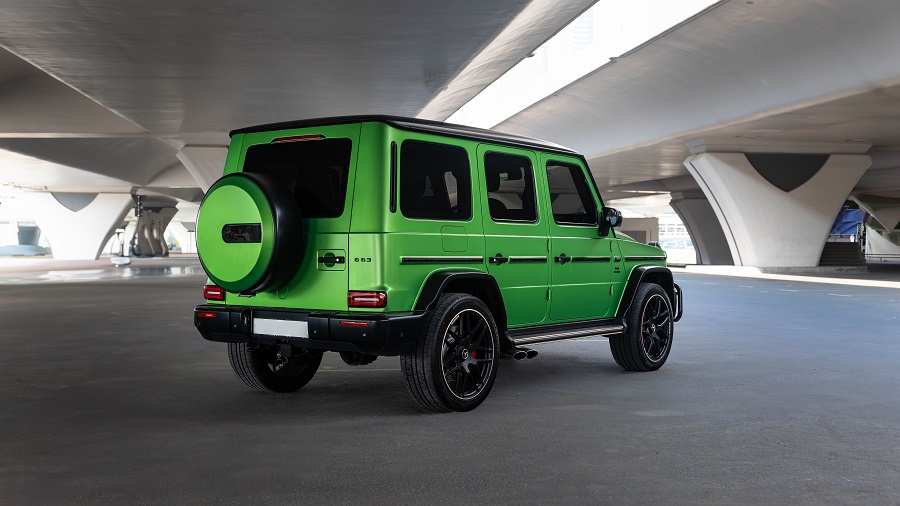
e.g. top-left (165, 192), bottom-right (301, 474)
top-left (194, 305), bottom-right (430, 356)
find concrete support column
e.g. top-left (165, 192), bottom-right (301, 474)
top-left (684, 152), bottom-right (871, 267)
top-left (852, 194), bottom-right (900, 233)
top-left (125, 206), bottom-right (179, 257)
top-left (176, 146), bottom-right (228, 192)
top-left (852, 195), bottom-right (900, 257)
top-left (167, 222), bottom-right (197, 254)
top-left (669, 192), bottom-right (734, 265)
top-left (865, 226), bottom-right (900, 256)
top-left (18, 192), bottom-right (133, 260)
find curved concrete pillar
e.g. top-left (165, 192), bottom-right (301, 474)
top-left (669, 192), bottom-right (734, 265)
top-left (18, 192), bottom-right (133, 260)
top-left (866, 226), bottom-right (900, 256)
top-left (684, 153), bottom-right (871, 267)
top-left (128, 207), bottom-right (179, 257)
top-left (852, 194), bottom-right (900, 232)
top-left (176, 146), bottom-right (228, 192)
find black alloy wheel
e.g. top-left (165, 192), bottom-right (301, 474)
top-left (610, 282), bottom-right (673, 371)
top-left (401, 293), bottom-right (500, 412)
top-left (440, 308), bottom-right (496, 401)
top-left (641, 292), bottom-right (672, 363)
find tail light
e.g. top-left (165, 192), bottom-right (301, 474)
top-left (203, 285), bottom-right (226, 301)
top-left (339, 320), bottom-right (370, 328)
top-left (348, 291), bottom-right (387, 308)
top-left (271, 134), bottom-right (325, 143)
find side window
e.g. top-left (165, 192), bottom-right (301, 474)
top-left (484, 152), bottom-right (537, 222)
top-left (546, 162), bottom-right (598, 225)
top-left (400, 140), bottom-right (471, 221)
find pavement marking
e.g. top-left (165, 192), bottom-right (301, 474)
top-left (828, 293), bottom-right (852, 297)
top-left (681, 266), bottom-right (900, 289)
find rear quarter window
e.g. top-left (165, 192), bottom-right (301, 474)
top-left (400, 140), bottom-right (471, 221)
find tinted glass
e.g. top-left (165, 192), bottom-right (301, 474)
top-left (484, 152), bottom-right (536, 222)
top-left (243, 138), bottom-right (352, 218)
top-left (546, 162), bottom-right (597, 225)
top-left (400, 141), bottom-right (471, 221)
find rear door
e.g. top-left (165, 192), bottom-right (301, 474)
top-left (237, 123), bottom-right (360, 310)
top-left (380, 132), bottom-right (486, 312)
top-left (477, 144), bottom-right (549, 327)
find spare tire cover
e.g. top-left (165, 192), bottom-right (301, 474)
top-left (197, 172), bottom-right (302, 293)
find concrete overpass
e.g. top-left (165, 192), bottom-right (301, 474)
top-left (496, 0), bottom-right (900, 268)
top-left (0, 0), bottom-right (596, 258)
top-left (1, 0), bottom-right (900, 268)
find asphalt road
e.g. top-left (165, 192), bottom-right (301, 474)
top-left (2, 271), bottom-right (899, 504)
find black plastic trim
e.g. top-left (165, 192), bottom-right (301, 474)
top-left (222, 223), bottom-right (261, 243)
top-left (414, 271), bottom-right (508, 332)
top-left (230, 115), bottom-right (578, 157)
top-left (624, 256), bottom-right (667, 261)
top-left (673, 283), bottom-right (684, 322)
top-left (194, 305), bottom-right (430, 356)
top-left (571, 256), bottom-right (611, 262)
top-left (389, 141), bottom-right (397, 213)
top-left (401, 256), bottom-right (483, 264)
top-left (617, 265), bottom-right (677, 320)
top-left (508, 256), bottom-right (547, 263)
top-left (317, 256), bottom-right (346, 264)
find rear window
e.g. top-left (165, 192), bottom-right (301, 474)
top-left (243, 138), bottom-right (352, 218)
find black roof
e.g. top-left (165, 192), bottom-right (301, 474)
top-left (229, 115), bottom-right (579, 156)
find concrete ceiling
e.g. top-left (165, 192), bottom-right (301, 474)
top-left (0, 0), bottom-right (596, 199)
top-left (497, 0), bottom-right (900, 201)
top-left (3, 0), bottom-right (900, 215)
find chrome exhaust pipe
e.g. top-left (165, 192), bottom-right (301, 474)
top-left (511, 349), bottom-right (529, 360)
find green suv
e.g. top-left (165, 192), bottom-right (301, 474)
top-left (194, 116), bottom-right (682, 412)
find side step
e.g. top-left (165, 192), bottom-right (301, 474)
top-left (511, 322), bottom-right (624, 347)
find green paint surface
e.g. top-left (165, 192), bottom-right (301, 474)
top-left (196, 175), bottom-right (275, 292)
top-left (197, 119), bottom-right (668, 328)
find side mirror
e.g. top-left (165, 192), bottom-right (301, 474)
top-left (599, 207), bottom-right (623, 237)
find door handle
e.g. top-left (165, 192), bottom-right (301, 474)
top-left (554, 253), bottom-right (570, 264)
top-left (488, 254), bottom-right (509, 265)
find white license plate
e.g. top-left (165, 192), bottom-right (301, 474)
top-left (253, 318), bottom-right (309, 338)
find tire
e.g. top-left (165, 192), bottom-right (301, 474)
top-left (197, 172), bottom-right (304, 294)
top-left (401, 293), bottom-right (500, 413)
top-left (227, 343), bottom-right (322, 393)
top-left (610, 283), bottom-right (673, 371)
